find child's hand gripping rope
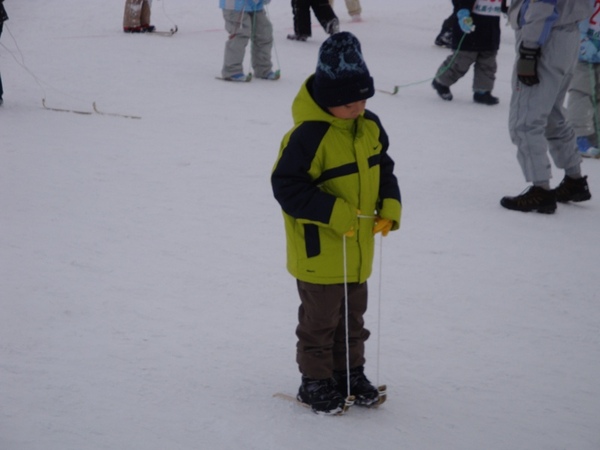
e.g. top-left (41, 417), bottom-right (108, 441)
top-left (373, 218), bottom-right (393, 236)
top-left (457, 9), bottom-right (475, 34)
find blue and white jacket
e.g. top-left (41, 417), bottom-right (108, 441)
top-left (219, 0), bottom-right (270, 12)
top-left (579, 3), bottom-right (600, 63)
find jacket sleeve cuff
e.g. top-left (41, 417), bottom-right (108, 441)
top-left (379, 198), bottom-right (402, 231)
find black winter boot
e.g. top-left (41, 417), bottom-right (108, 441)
top-left (325, 18), bottom-right (340, 35)
top-left (434, 30), bottom-right (452, 48)
top-left (553, 175), bottom-right (591, 203)
top-left (334, 366), bottom-right (379, 406)
top-left (297, 376), bottom-right (345, 415)
top-left (500, 185), bottom-right (557, 214)
top-left (432, 79), bottom-right (453, 101)
top-left (473, 91), bottom-right (499, 105)
top-left (287, 33), bottom-right (308, 41)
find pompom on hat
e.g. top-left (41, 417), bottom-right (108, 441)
top-left (312, 32), bottom-right (375, 107)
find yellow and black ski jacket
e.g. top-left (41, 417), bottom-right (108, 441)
top-left (271, 75), bottom-right (401, 285)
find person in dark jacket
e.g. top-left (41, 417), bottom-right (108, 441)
top-left (431, 0), bottom-right (502, 105)
top-left (0, 0), bottom-right (8, 106)
top-left (287, 0), bottom-right (339, 41)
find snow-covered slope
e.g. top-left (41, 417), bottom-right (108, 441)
top-left (1, 1), bottom-right (599, 449)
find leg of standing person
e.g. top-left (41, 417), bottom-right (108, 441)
top-left (140, 0), bottom-right (153, 30)
top-left (295, 281), bottom-right (343, 380)
top-left (503, 26), bottom-right (590, 212)
top-left (295, 280), bottom-right (348, 415)
top-left (472, 50), bottom-right (499, 105)
top-left (251, 10), bottom-right (275, 79)
top-left (567, 61), bottom-right (600, 157)
top-left (221, 9), bottom-right (252, 79)
top-left (289, 0), bottom-right (312, 39)
top-left (432, 51), bottom-right (477, 101)
top-left (331, 282), bottom-right (369, 372)
top-left (592, 65), bottom-right (600, 152)
top-left (123, 0), bottom-right (143, 31)
top-left (344, 0), bottom-right (362, 20)
top-left (330, 281), bottom-right (379, 406)
top-left (329, 0), bottom-right (361, 19)
top-left (509, 28), bottom-right (581, 186)
top-left (310, 0), bottom-right (339, 35)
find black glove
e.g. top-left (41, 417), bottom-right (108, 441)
top-left (517, 44), bottom-right (540, 86)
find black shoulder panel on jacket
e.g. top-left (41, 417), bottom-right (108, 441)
top-left (363, 109), bottom-right (390, 151)
top-left (272, 121), bottom-right (336, 224)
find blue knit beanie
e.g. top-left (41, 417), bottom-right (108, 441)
top-left (313, 32), bottom-right (374, 107)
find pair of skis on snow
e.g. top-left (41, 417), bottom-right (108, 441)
top-left (273, 384), bottom-right (387, 416)
top-left (42, 99), bottom-right (142, 119)
top-left (149, 26), bottom-right (178, 37)
top-left (41, 26), bottom-right (178, 119)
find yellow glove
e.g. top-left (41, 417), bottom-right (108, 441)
top-left (373, 217), bottom-right (393, 236)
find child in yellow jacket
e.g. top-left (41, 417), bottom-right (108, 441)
top-left (271, 32), bottom-right (401, 415)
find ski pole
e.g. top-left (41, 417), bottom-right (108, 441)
top-left (375, 233), bottom-right (383, 387)
top-left (342, 234), bottom-right (353, 406)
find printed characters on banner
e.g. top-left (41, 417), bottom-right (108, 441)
top-left (473, 0), bottom-right (502, 16)
top-left (588, 0), bottom-right (600, 35)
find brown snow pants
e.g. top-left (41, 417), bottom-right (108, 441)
top-left (123, 0), bottom-right (152, 29)
top-left (295, 280), bottom-right (370, 380)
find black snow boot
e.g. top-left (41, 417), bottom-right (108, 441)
top-left (432, 79), bottom-right (453, 101)
top-left (500, 185), bottom-right (557, 214)
top-left (325, 18), bottom-right (340, 35)
top-left (287, 33), bottom-right (308, 41)
top-left (473, 91), bottom-right (499, 105)
top-left (334, 366), bottom-right (379, 406)
top-left (297, 376), bottom-right (345, 415)
top-left (435, 30), bottom-right (452, 48)
top-left (553, 175), bottom-right (591, 203)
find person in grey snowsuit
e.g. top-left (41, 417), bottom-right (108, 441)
top-left (500, 0), bottom-right (594, 214)
top-left (219, 0), bottom-right (278, 81)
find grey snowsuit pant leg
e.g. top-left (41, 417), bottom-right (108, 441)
top-left (295, 280), bottom-right (370, 380)
top-left (221, 9), bottom-right (273, 79)
top-left (509, 27), bottom-right (582, 184)
top-left (436, 50), bottom-right (497, 92)
top-left (567, 61), bottom-right (600, 140)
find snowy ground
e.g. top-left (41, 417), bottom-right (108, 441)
top-left (1, 1), bottom-right (599, 449)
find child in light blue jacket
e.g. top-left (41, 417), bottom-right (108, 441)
top-left (219, 0), bottom-right (279, 81)
top-left (567, 12), bottom-right (600, 158)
